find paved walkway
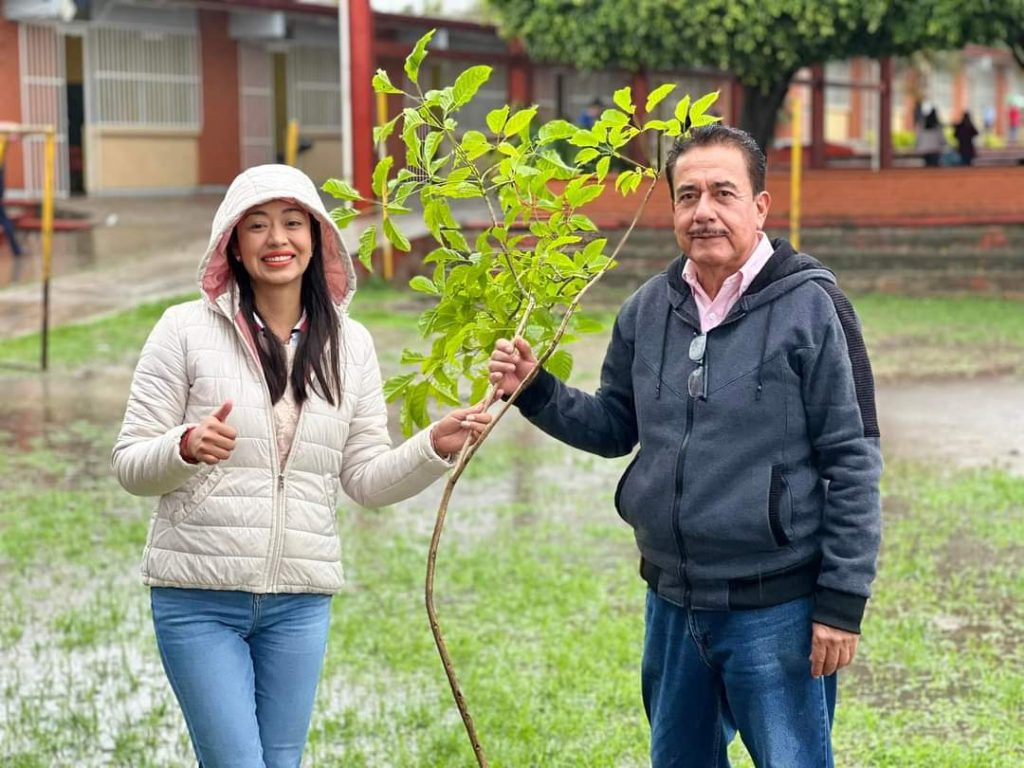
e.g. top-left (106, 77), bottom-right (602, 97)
top-left (0, 192), bottom-right (470, 339)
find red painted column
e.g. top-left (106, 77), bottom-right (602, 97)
top-left (0, 17), bottom-right (25, 189)
top-left (507, 38), bottom-right (531, 106)
top-left (198, 11), bottom-right (239, 185)
top-left (349, 0), bottom-right (375, 198)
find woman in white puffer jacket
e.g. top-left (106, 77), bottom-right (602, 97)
top-left (113, 164), bottom-right (489, 768)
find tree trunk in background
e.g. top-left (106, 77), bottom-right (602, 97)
top-left (739, 78), bottom-right (794, 153)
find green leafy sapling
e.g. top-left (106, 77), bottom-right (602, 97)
top-left (323, 29), bottom-right (719, 767)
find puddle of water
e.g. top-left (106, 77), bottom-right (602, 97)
top-left (877, 377), bottom-right (1024, 475)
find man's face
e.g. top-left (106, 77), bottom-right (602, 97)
top-left (671, 145), bottom-right (770, 274)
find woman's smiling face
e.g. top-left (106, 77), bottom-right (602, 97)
top-left (235, 200), bottom-right (313, 292)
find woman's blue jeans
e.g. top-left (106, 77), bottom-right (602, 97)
top-left (642, 590), bottom-right (837, 768)
top-left (151, 587), bottom-right (332, 768)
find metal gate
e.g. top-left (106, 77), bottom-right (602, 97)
top-left (238, 43), bottom-right (274, 168)
top-left (18, 23), bottom-right (69, 198)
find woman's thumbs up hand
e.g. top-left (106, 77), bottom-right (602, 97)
top-left (185, 401), bottom-right (238, 465)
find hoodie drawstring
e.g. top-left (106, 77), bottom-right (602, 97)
top-left (755, 301), bottom-right (773, 401)
top-left (655, 302), bottom-right (672, 400)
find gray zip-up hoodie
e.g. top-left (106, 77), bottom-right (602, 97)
top-left (515, 239), bottom-right (882, 632)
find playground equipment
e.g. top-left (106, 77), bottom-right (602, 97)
top-left (0, 122), bottom-right (57, 370)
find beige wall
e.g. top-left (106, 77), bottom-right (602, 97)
top-left (297, 138), bottom-right (343, 184)
top-left (86, 129), bottom-right (199, 191)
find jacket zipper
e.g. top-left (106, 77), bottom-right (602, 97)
top-left (228, 309), bottom-right (303, 593)
top-left (671, 394), bottom-right (694, 603)
top-left (268, 405), bottom-right (308, 589)
top-left (666, 305), bottom-right (748, 604)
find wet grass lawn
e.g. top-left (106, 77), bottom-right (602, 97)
top-left (0, 287), bottom-right (1021, 766)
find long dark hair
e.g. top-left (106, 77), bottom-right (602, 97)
top-left (228, 217), bottom-right (342, 407)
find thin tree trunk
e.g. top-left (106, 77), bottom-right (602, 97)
top-left (739, 77), bottom-right (794, 153)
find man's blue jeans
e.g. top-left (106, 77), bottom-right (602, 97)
top-left (642, 590), bottom-right (837, 768)
top-left (151, 587), bottom-right (332, 768)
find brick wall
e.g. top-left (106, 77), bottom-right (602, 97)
top-left (563, 167), bottom-right (1024, 230)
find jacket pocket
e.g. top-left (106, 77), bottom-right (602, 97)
top-left (169, 465), bottom-right (224, 527)
top-left (614, 450), bottom-right (642, 524)
top-left (322, 473), bottom-right (341, 509)
top-left (768, 464), bottom-right (792, 547)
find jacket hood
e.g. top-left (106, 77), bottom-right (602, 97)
top-left (198, 164), bottom-right (356, 314)
top-left (665, 237), bottom-right (835, 314)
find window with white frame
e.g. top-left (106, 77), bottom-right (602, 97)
top-left (287, 47), bottom-right (341, 134)
top-left (87, 26), bottom-right (201, 128)
top-left (825, 60), bottom-right (852, 110)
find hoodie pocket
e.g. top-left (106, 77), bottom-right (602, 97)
top-left (614, 450), bottom-right (642, 524)
top-left (170, 466), bottom-right (224, 527)
top-left (768, 464), bottom-right (793, 547)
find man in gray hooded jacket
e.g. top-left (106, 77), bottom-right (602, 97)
top-left (489, 125), bottom-right (882, 767)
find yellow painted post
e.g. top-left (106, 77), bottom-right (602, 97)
top-left (790, 96), bottom-right (802, 252)
top-left (285, 119), bottom-right (299, 167)
top-left (376, 90), bottom-right (393, 280)
top-left (41, 127), bottom-right (56, 371)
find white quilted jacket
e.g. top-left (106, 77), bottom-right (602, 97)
top-left (112, 165), bottom-right (451, 594)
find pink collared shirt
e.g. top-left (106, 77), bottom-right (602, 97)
top-left (682, 233), bottom-right (775, 332)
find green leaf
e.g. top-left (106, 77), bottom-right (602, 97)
top-left (673, 95), bottom-right (691, 125)
top-left (452, 65), bottom-right (492, 108)
top-left (372, 156), bottom-right (393, 199)
top-left (409, 275), bottom-right (439, 295)
top-left (322, 178), bottom-right (361, 202)
top-left (688, 90), bottom-right (720, 122)
top-left (373, 115), bottom-right (401, 146)
top-left (613, 86), bottom-right (635, 115)
top-left (566, 183), bottom-right (605, 207)
top-left (408, 380), bottom-right (431, 431)
top-left (430, 379), bottom-right (461, 407)
top-left (574, 314), bottom-right (605, 334)
top-left (372, 69), bottom-right (404, 95)
top-left (424, 131), bottom-right (444, 163)
top-left (357, 225), bottom-right (376, 272)
top-left (600, 109), bottom-right (629, 127)
top-left (400, 348), bottom-right (428, 365)
top-left (574, 147), bottom-right (600, 165)
top-left (470, 375), bottom-right (490, 405)
top-left (645, 83), bottom-right (677, 113)
top-left (383, 217), bottom-right (411, 252)
top-left (383, 372), bottom-right (415, 402)
top-left (596, 156), bottom-right (610, 182)
top-left (329, 206), bottom-right (359, 229)
top-left (538, 119), bottom-right (578, 144)
top-left (504, 105), bottom-right (537, 137)
top-left (569, 129), bottom-right (599, 148)
top-left (581, 236), bottom-right (608, 266)
top-left (545, 349), bottom-right (573, 381)
top-left (486, 105), bottom-right (510, 134)
top-left (404, 29), bottom-right (435, 85)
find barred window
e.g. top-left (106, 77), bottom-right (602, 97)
top-left (287, 47), bottom-right (341, 133)
top-left (87, 27), bottom-right (201, 128)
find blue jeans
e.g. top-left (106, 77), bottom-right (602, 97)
top-left (151, 588), bottom-right (332, 768)
top-left (642, 590), bottom-right (837, 768)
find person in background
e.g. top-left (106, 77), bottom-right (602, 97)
top-left (954, 111), bottom-right (980, 166)
top-left (112, 164), bottom-right (491, 768)
top-left (915, 108), bottom-right (944, 167)
top-left (1008, 102), bottom-right (1021, 146)
top-left (578, 98), bottom-right (602, 129)
top-left (0, 132), bottom-right (24, 258)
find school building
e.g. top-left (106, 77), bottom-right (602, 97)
top-left (1, 0), bottom-right (1020, 200)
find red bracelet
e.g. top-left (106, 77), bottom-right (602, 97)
top-left (179, 427), bottom-right (198, 464)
